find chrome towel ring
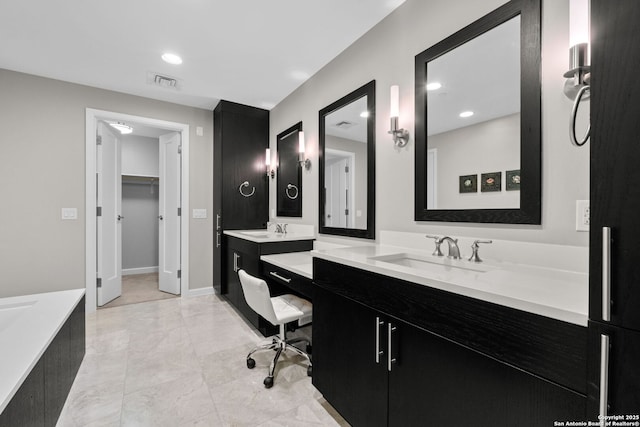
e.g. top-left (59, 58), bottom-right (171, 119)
top-left (285, 183), bottom-right (299, 200)
top-left (570, 84), bottom-right (591, 147)
top-left (239, 181), bottom-right (255, 197)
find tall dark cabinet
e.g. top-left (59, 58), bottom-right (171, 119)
top-left (589, 0), bottom-right (640, 418)
top-left (213, 101), bottom-right (269, 293)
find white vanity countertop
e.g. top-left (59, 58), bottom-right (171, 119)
top-left (261, 251), bottom-right (313, 279)
top-left (0, 288), bottom-right (85, 413)
top-left (224, 229), bottom-right (315, 244)
top-left (312, 244), bottom-right (588, 326)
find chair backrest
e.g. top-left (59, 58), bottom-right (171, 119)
top-left (237, 270), bottom-right (278, 325)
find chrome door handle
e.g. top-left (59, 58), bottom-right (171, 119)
top-left (388, 323), bottom-right (397, 372)
top-left (602, 227), bottom-right (611, 321)
top-left (599, 334), bottom-right (610, 421)
top-left (269, 271), bottom-right (291, 283)
top-left (117, 215), bottom-right (124, 221)
top-left (375, 317), bottom-right (384, 364)
top-left (158, 215), bottom-right (164, 220)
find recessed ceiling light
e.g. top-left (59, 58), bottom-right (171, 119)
top-left (360, 111), bottom-right (370, 118)
top-left (459, 111), bottom-right (474, 118)
top-left (110, 122), bottom-right (133, 134)
top-left (161, 53), bottom-right (183, 65)
top-left (426, 82), bottom-right (442, 91)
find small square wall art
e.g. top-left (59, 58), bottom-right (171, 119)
top-left (459, 174), bottom-right (477, 193)
top-left (506, 169), bottom-right (521, 191)
top-left (481, 172), bottom-right (502, 192)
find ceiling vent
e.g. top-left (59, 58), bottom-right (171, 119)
top-left (147, 71), bottom-right (181, 90)
top-left (333, 120), bottom-right (356, 129)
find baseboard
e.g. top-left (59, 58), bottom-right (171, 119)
top-left (186, 286), bottom-right (215, 297)
top-left (122, 267), bottom-right (159, 276)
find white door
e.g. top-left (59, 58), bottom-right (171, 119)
top-left (159, 132), bottom-right (181, 295)
top-left (96, 121), bottom-right (122, 306)
top-left (325, 157), bottom-right (351, 228)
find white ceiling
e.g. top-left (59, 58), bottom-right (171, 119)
top-left (0, 0), bottom-right (405, 110)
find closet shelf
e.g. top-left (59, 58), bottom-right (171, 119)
top-left (122, 174), bottom-right (159, 184)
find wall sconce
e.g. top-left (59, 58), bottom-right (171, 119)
top-left (298, 131), bottom-right (311, 169)
top-left (389, 85), bottom-right (409, 147)
top-left (563, 0), bottom-right (590, 147)
top-left (265, 148), bottom-right (274, 178)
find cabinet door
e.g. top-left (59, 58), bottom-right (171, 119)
top-left (388, 320), bottom-right (586, 427)
top-left (588, 322), bottom-right (640, 419)
top-left (312, 286), bottom-right (388, 427)
top-left (590, 0), bottom-right (640, 331)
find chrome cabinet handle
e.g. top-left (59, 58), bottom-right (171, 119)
top-left (599, 334), bottom-right (610, 421)
top-left (233, 252), bottom-right (240, 272)
top-left (375, 317), bottom-right (384, 364)
top-left (216, 232), bottom-right (220, 248)
top-left (269, 271), bottom-right (291, 283)
top-left (388, 323), bottom-right (397, 372)
top-left (602, 227), bottom-right (611, 321)
top-left (216, 214), bottom-right (221, 230)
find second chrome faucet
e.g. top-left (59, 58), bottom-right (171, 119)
top-left (425, 235), bottom-right (492, 262)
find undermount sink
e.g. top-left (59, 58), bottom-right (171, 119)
top-left (0, 300), bottom-right (36, 333)
top-left (368, 252), bottom-right (495, 274)
top-left (239, 231), bottom-right (272, 238)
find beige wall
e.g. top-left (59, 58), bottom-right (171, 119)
top-left (270, 0), bottom-right (589, 247)
top-left (0, 69), bottom-right (213, 298)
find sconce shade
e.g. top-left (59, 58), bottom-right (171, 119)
top-left (569, 0), bottom-right (590, 47)
top-left (298, 131), bottom-right (305, 153)
top-left (265, 148), bottom-right (271, 166)
top-left (390, 85), bottom-right (400, 118)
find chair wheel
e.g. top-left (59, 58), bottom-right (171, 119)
top-left (307, 365), bottom-right (312, 376)
top-left (306, 344), bottom-right (312, 354)
top-left (263, 376), bottom-right (274, 388)
top-left (246, 357), bottom-right (255, 369)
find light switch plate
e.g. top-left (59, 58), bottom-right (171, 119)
top-left (192, 209), bottom-right (207, 219)
top-left (196, 126), bottom-right (204, 137)
top-left (62, 208), bottom-right (78, 220)
top-left (575, 200), bottom-right (589, 232)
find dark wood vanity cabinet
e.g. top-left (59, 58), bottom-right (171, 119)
top-left (213, 101), bottom-right (269, 294)
top-left (588, 0), bottom-right (640, 418)
top-left (313, 259), bottom-right (587, 426)
top-left (225, 236), bottom-right (313, 336)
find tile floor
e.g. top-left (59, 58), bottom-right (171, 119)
top-left (101, 273), bottom-right (177, 309)
top-left (57, 294), bottom-right (350, 427)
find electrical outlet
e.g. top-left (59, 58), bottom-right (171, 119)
top-left (576, 200), bottom-right (589, 232)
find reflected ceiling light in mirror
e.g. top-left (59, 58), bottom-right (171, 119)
top-left (265, 148), bottom-right (274, 178)
top-left (388, 85), bottom-right (410, 147)
top-left (426, 82), bottom-right (442, 91)
top-left (564, 0), bottom-right (591, 147)
top-left (161, 53), bottom-right (183, 65)
top-left (109, 122), bottom-right (133, 134)
top-left (298, 131), bottom-right (311, 170)
top-left (459, 111), bottom-right (474, 118)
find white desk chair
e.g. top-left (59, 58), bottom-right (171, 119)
top-left (238, 269), bottom-right (313, 388)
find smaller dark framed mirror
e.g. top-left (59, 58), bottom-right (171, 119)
top-left (276, 122), bottom-right (303, 217)
top-left (319, 80), bottom-right (375, 239)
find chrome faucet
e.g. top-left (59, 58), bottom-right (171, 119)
top-left (468, 240), bottom-right (492, 263)
top-left (271, 223), bottom-right (288, 234)
top-left (426, 235), bottom-right (461, 259)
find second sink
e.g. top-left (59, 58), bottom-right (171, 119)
top-left (368, 252), bottom-right (495, 274)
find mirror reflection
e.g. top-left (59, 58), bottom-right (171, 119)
top-left (427, 15), bottom-right (521, 210)
top-left (324, 97), bottom-right (368, 229)
top-left (319, 80), bottom-right (375, 239)
top-left (276, 122), bottom-right (302, 217)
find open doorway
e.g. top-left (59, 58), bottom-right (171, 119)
top-left (86, 109), bottom-right (190, 313)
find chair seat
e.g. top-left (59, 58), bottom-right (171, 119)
top-left (271, 294), bottom-right (312, 325)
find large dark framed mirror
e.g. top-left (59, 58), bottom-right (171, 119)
top-left (276, 122), bottom-right (303, 217)
top-left (319, 80), bottom-right (375, 239)
top-left (415, 0), bottom-right (541, 224)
